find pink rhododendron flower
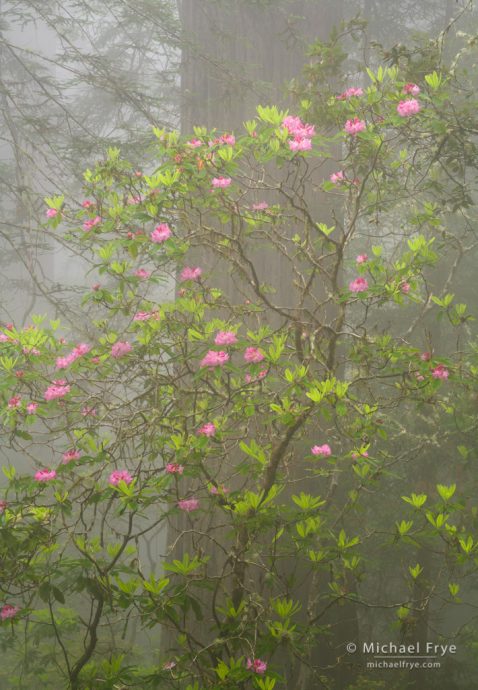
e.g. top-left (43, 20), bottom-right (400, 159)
top-left (82, 216), bottom-right (101, 232)
top-left (7, 396), bottom-right (21, 409)
top-left (214, 331), bottom-right (238, 345)
top-left (220, 133), bottom-right (235, 145)
top-left (82, 200), bottom-right (94, 208)
top-left (397, 99), bottom-right (421, 117)
top-left (244, 347), bottom-right (265, 363)
top-left (133, 268), bottom-right (151, 279)
top-left (180, 266), bottom-right (202, 282)
top-left (200, 350), bottom-right (229, 367)
top-left (282, 116), bottom-right (315, 139)
top-left (246, 658), bottom-right (267, 674)
top-left (330, 171), bottom-right (345, 184)
top-left (133, 311), bottom-right (158, 322)
top-left (197, 422), bottom-right (216, 437)
top-left (0, 333), bottom-right (9, 342)
top-left (62, 449), bottom-right (81, 464)
top-left (311, 444), bottom-right (332, 457)
top-left (349, 277), bottom-right (369, 293)
top-left (0, 500), bottom-right (7, 512)
top-left (1, 604), bottom-right (19, 620)
top-left (109, 470), bottom-right (133, 486)
top-left (35, 469), bottom-right (57, 482)
top-left (356, 254), bottom-right (368, 264)
top-left (187, 138), bottom-right (202, 148)
top-left (211, 176), bottom-right (232, 188)
top-left (432, 364), bottom-right (449, 380)
top-left (336, 87), bottom-right (364, 100)
top-left (150, 223), bottom-right (172, 243)
top-left (166, 463), bottom-right (184, 474)
top-left (74, 343), bottom-right (91, 356)
top-left (56, 353), bottom-right (76, 369)
top-left (46, 208), bottom-right (58, 218)
top-left (403, 83), bottom-right (420, 96)
top-left (289, 137), bottom-right (312, 152)
top-left (401, 282), bottom-right (411, 294)
top-left (420, 351), bottom-right (431, 361)
top-left (178, 498), bottom-right (199, 512)
top-left (26, 402), bottom-right (38, 414)
top-left (252, 202), bottom-right (269, 211)
top-left (111, 341), bottom-right (132, 358)
top-left (345, 118), bottom-right (366, 136)
top-left (44, 382), bottom-right (70, 401)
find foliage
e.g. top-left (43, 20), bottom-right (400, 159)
top-left (1, 23), bottom-right (478, 690)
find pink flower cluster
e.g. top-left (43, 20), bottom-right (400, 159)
top-left (252, 202), bottom-right (269, 211)
top-left (187, 138), bottom-right (202, 148)
top-left (330, 171), bottom-right (345, 184)
top-left (133, 311), bottom-right (159, 322)
top-left (8, 396), bottom-right (21, 409)
top-left (56, 342), bottom-right (91, 369)
top-left (432, 364), bottom-right (449, 380)
top-left (178, 498), bottom-right (199, 512)
top-left (111, 341), bottom-right (132, 358)
top-left (35, 469), bottom-right (57, 482)
top-left (356, 254), bottom-right (368, 264)
top-left (133, 268), bottom-right (151, 279)
top-left (150, 223), bottom-right (172, 243)
top-left (200, 350), bottom-right (229, 368)
top-left (217, 133), bottom-right (235, 146)
top-left (403, 83), bottom-right (420, 96)
top-left (109, 470), bottom-right (133, 486)
top-left (82, 216), bottom-right (101, 232)
top-left (311, 444), bottom-right (332, 457)
top-left (44, 380), bottom-right (70, 401)
top-left (349, 277), bottom-right (368, 293)
top-left (244, 347), bottom-right (265, 364)
top-left (166, 463), bottom-right (184, 474)
top-left (214, 331), bottom-right (237, 345)
top-left (336, 87), bottom-right (364, 100)
top-left (46, 208), bottom-right (58, 218)
top-left (197, 422), bottom-right (216, 437)
top-left (1, 604), bottom-right (19, 620)
top-left (246, 658), bottom-right (267, 674)
top-left (211, 176), bottom-right (232, 188)
top-left (345, 118), bottom-right (366, 136)
top-left (282, 115), bottom-right (315, 152)
top-left (397, 99), bottom-right (421, 117)
top-left (180, 266), bottom-right (202, 282)
top-left (62, 449), bottom-right (81, 464)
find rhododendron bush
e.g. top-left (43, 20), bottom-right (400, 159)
top-left (1, 52), bottom-right (478, 690)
